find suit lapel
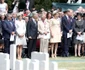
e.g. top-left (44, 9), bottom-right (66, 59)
top-left (7, 20), bottom-right (14, 29)
top-left (65, 16), bottom-right (71, 24)
top-left (32, 19), bottom-right (37, 27)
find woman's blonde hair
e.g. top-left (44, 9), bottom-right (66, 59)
top-left (52, 10), bottom-right (59, 16)
top-left (17, 12), bottom-right (23, 19)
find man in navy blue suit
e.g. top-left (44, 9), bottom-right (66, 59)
top-left (26, 11), bottom-right (38, 58)
top-left (2, 14), bottom-right (16, 54)
top-left (61, 9), bottom-right (75, 57)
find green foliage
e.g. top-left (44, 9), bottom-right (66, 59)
top-left (6, 0), bottom-right (26, 10)
top-left (34, 0), bottom-right (56, 10)
top-left (34, 0), bottom-right (67, 10)
top-left (6, 0), bottom-right (67, 11)
top-left (18, 2), bottom-right (26, 10)
top-left (5, 0), bottom-right (13, 10)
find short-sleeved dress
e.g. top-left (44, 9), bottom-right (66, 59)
top-left (50, 18), bottom-right (62, 43)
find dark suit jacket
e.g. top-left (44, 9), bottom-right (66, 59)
top-left (26, 18), bottom-right (38, 39)
top-left (0, 21), bottom-right (2, 34)
top-left (0, 21), bottom-right (3, 39)
top-left (61, 15), bottom-right (75, 34)
top-left (2, 20), bottom-right (16, 39)
top-left (73, 20), bottom-right (85, 35)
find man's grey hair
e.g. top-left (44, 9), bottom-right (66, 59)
top-left (32, 11), bottom-right (38, 17)
top-left (6, 14), bottom-right (12, 18)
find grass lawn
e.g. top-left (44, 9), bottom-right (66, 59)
top-left (50, 56), bottom-right (85, 70)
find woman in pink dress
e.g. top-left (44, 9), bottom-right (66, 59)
top-left (50, 11), bottom-right (62, 58)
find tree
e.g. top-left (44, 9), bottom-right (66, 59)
top-left (6, 0), bottom-right (13, 10)
top-left (34, 0), bottom-right (67, 10)
top-left (7, 0), bottom-right (67, 11)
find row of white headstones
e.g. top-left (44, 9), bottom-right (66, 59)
top-left (0, 44), bottom-right (67, 70)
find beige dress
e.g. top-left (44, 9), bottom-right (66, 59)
top-left (50, 18), bottom-right (62, 43)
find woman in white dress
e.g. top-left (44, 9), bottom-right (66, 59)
top-left (15, 13), bottom-right (26, 59)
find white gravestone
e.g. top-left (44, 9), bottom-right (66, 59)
top-left (15, 60), bottom-right (23, 70)
top-left (29, 59), bottom-right (39, 70)
top-left (23, 58), bottom-right (31, 70)
top-left (10, 44), bottom-right (16, 70)
top-left (49, 62), bottom-right (58, 70)
top-left (31, 52), bottom-right (49, 70)
top-left (31, 52), bottom-right (49, 61)
top-left (0, 53), bottom-right (10, 70)
top-left (0, 53), bottom-right (9, 60)
top-left (39, 61), bottom-right (49, 70)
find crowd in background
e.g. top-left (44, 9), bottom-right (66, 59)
top-left (1, 0), bottom-right (85, 59)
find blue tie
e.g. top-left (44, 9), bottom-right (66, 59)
top-left (10, 22), bottom-right (13, 27)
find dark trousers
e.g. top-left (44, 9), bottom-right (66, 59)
top-left (27, 39), bottom-right (37, 58)
top-left (0, 34), bottom-right (2, 39)
top-left (62, 34), bottom-right (71, 57)
top-left (4, 39), bottom-right (10, 54)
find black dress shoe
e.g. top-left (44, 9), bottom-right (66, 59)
top-left (62, 54), bottom-right (66, 57)
top-left (66, 53), bottom-right (70, 57)
top-left (78, 55), bottom-right (81, 57)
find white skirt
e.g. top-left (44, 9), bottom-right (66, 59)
top-left (15, 35), bottom-right (27, 46)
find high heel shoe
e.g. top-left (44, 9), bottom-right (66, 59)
top-left (78, 54), bottom-right (81, 57)
top-left (51, 54), bottom-right (55, 58)
top-left (54, 54), bottom-right (57, 58)
top-left (75, 54), bottom-right (77, 57)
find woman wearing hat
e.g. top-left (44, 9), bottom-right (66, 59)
top-left (73, 13), bottom-right (85, 57)
top-left (50, 11), bottom-right (62, 58)
top-left (15, 12), bottom-right (26, 59)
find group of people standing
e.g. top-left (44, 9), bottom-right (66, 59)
top-left (0, 0), bottom-right (85, 59)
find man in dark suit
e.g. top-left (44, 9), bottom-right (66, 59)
top-left (61, 9), bottom-right (75, 57)
top-left (26, 11), bottom-right (38, 58)
top-left (0, 21), bottom-right (2, 39)
top-left (2, 14), bottom-right (16, 54)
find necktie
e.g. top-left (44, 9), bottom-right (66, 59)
top-left (68, 17), bottom-right (71, 23)
top-left (10, 22), bottom-right (13, 27)
top-left (33, 19), bottom-right (37, 26)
